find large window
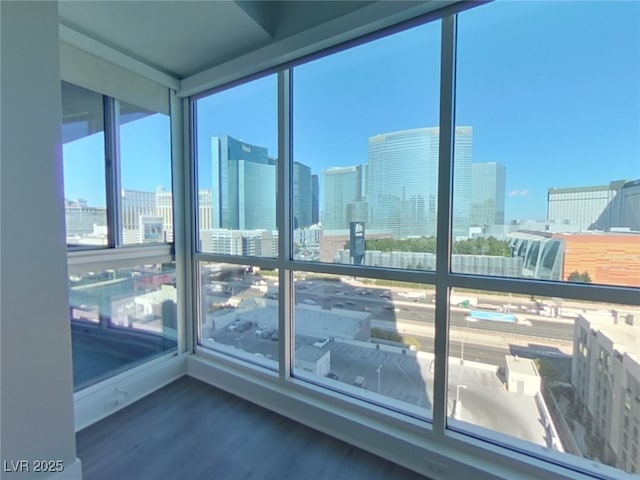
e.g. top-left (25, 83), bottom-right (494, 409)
top-left (119, 101), bottom-right (173, 244)
top-left (62, 82), bottom-right (108, 246)
top-left (198, 262), bottom-right (279, 370)
top-left (194, 75), bottom-right (278, 257)
top-left (62, 82), bottom-right (173, 248)
top-left (292, 22), bottom-right (441, 265)
top-left (62, 81), bottom-right (176, 390)
top-left (453, 1), bottom-right (640, 288)
top-left (192, 2), bottom-right (639, 479)
top-left (69, 263), bottom-right (178, 391)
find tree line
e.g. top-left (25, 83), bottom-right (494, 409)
top-left (363, 236), bottom-right (512, 257)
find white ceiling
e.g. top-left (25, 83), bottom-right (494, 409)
top-left (58, 1), bottom-right (450, 81)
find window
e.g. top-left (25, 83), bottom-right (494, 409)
top-left (61, 81), bottom-right (176, 389)
top-left (62, 82), bottom-right (107, 246)
top-left (69, 263), bottom-right (177, 390)
top-left (197, 262), bottom-right (279, 369)
top-left (191, 2), bottom-right (639, 479)
top-left (292, 22), bottom-right (441, 266)
top-left (454, 2), bottom-right (639, 289)
top-left (119, 102), bottom-right (173, 244)
top-left (194, 75), bottom-right (278, 257)
top-left (62, 82), bottom-right (173, 248)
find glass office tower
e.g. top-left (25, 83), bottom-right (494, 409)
top-left (367, 127), bottom-right (472, 238)
top-left (211, 134), bottom-right (276, 230)
top-left (471, 162), bottom-right (506, 227)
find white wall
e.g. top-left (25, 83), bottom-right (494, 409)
top-left (1, 1), bottom-right (81, 478)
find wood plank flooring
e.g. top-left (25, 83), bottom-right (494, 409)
top-left (77, 376), bottom-right (431, 480)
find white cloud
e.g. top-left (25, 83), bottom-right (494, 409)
top-left (508, 189), bottom-right (530, 197)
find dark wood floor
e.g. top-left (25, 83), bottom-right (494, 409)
top-left (77, 376), bottom-right (431, 480)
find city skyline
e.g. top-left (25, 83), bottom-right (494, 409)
top-left (63, 2), bottom-right (639, 227)
top-left (65, 128), bottom-right (640, 234)
top-left (66, 127), bottom-right (639, 237)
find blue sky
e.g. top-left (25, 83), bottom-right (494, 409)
top-left (66, 1), bottom-right (639, 222)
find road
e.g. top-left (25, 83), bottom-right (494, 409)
top-left (294, 280), bottom-right (575, 342)
top-left (202, 272), bottom-right (578, 351)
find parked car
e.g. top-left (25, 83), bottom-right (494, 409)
top-left (236, 321), bottom-right (253, 332)
top-left (354, 376), bottom-right (366, 389)
top-left (255, 325), bottom-right (269, 336)
top-left (260, 328), bottom-right (275, 339)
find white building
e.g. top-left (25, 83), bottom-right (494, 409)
top-left (295, 346), bottom-right (331, 377)
top-left (202, 228), bottom-right (278, 257)
top-left (155, 186), bottom-right (174, 242)
top-left (121, 189), bottom-right (156, 238)
top-left (505, 355), bottom-right (540, 396)
top-left (548, 179), bottom-right (640, 232)
top-left (573, 312), bottom-right (640, 472)
top-left (65, 199), bottom-right (107, 243)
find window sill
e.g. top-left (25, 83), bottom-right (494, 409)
top-left (187, 349), bottom-right (627, 480)
top-left (67, 243), bottom-right (174, 275)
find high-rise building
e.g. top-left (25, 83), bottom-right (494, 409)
top-left (367, 127), bottom-right (472, 238)
top-left (322, 165), bottom-right (366, 230)
top-left (311, 174), bottom-right (319, 225)
top-left (155, 186), bottom-right (173, 242)
top-left (122, 189), bottom-right (156, 232)
top-left (156, 188), bottom-right (212, 240)
top-left (293, 161), bottom-right (312, 228)
top-left (202, 228), bottom-right (277, 257)
top-left (573, 312), bottom-right (640, 472)
top-left (198, 189), bottom-right (214, 231)
top-left (64, 199), bottom-right (107, 240)
top-left (547, 179), bottom-right (640, 232)
top-left (239, 159), bottom-right (276, 230)
top-left (211, 134), bottom-right (276, 231)
top-left (471, 162), bottom-right (506, 226)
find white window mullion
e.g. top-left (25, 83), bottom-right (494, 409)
top-left (278, 69), bottom-right (294, 380)
top-left (104, 96), bottom-right (122, 247)
top-left (170, 90), bottom-right (191, 354)
top-left (432, 13), bottom-right (458, 436)
top-left (187, 97), bottom-right (200, 353)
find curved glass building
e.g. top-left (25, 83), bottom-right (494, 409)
top-left (367, 126), bottom-right (472, 238)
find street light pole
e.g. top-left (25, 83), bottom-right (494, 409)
top-left (453, 384), bottom-right (467, 418)
top-left (377, 365), bottom-right (382, 394)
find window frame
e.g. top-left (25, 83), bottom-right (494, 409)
top-left (63, 81), bottom-right (175, 253)
top-left (188, 6), bottom-right (639, 480)
top-left (63, 80), bottom-right (186, 400)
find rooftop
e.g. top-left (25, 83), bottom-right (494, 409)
top-left (580, 312), bottom-right (640, 360)
top-left (505, 355), bottom-right (539, 377)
